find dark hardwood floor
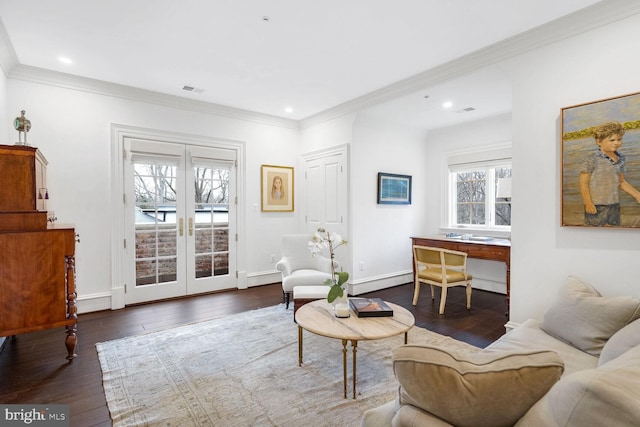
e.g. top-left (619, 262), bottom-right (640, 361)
top-left (0, 282), bottom-right (506, 426)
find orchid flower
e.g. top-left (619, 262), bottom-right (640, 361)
top-left (308, 228), bottom-right (349, 302)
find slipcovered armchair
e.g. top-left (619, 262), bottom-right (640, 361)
top-left (276, 234), bottom-right (335, 308)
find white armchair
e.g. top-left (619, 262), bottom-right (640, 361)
top-left (276, 234), bottom-right (335, 308)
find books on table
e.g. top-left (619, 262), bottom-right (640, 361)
top-left (349, 298), bottom-right (393, 317)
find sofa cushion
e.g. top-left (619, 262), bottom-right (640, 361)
top-left (516, 344), bottom-right (640, 427)
top-left (485, 319), bottom-right (597, 376)
top-left (599, 317), bottom-right (640, 366)
top-left (393, 345), bottom-right (564, 427)
top-left (540, 276), bottom-right (640, 356)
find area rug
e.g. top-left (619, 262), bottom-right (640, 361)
top-left (96, 305), bottom-right (479, 427)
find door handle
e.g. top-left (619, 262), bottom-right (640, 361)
top-left (189, 218), bottom-right (193, 236)
top-left (179, 218), bottom-right (184, 236)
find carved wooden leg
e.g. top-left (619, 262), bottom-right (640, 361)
top-left (65, 324), bottom-right (77, 361)
top-left (65, 255), bottom-right (78, 362)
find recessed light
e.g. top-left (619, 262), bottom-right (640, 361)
top-left (59, 57), bottom-right (73, 65)
top-left (284, 107), bottom-right (293, 113)
top-left (442, 101), bottom-right (453, 109)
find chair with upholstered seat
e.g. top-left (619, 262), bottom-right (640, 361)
top-left (412, 245), bottom-right (472, 315)
top-left (276, 234), bottom-right (335, 308)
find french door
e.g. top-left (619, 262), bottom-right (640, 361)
top-left (123, 138), bottom-right (236, 304)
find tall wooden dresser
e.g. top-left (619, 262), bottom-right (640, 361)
top-left (0, 144), bottom-right (78, 361)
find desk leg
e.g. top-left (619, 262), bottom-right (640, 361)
top-left (298, 326), bottom-right (303, 366)
top-left (351, 340), bottom-right (358, 399)
top-left (342, 339), bottom-right (348, 398)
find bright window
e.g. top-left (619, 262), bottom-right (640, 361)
top-left (449, 164), bottom-right (511, 229)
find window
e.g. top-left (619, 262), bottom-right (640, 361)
top-left (450, 165), bottom-right (511, 228)
top-left (446, 145), bottom-right (512, 230)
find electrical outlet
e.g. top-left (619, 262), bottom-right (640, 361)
top-left (359, 261), bottom-right (365, 271)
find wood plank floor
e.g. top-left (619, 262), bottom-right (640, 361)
top-left (0, 282), bottom-right (507, 427)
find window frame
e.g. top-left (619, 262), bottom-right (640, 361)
top-left (442, 144), bottom-right (512, 236)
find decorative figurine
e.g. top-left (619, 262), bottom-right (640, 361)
top-left (14, 110), bottom-right (31, 146)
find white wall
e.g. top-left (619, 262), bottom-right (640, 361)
top-left (5, 79), bottom-right (300, 312)
top-left (300, 113), bottom-right (429, 295)
top-left (348, 114), bottom-right (429, 294)
top-left (506, 12), bottom-right (640, 323)
top-left (423, 113), bottom-right (513, 293)
top-left (0, 66), bottom-right (7, 140)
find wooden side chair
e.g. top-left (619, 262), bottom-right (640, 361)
top-left (412, 245), bottom-right (472, 315)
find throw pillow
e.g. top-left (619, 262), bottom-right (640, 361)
top-left (540, 276), bottom-right (640, 356)
top-left (516, 344), bottom-right (640, 427)
top-left (393, 345), bottom-right (564, 427)
top-left (598, 318), bottom-right (640, 366)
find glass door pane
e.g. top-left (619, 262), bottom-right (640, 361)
top-left (193, 166), bottom-right (230, 279)
top-left (134, 163), bottom-right (179, 286)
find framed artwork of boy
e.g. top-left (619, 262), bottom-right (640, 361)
top-left (561, 91), bottom-right (640, 228)
top-left (261, 164), bottom-right (294, 212)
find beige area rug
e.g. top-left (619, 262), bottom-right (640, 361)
top-left (96, 305), bottom-right (478, 427)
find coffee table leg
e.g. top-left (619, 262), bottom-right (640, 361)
top-left (342, 339), bottom-right (348, 398)
top-left (352, 340), bottom-right (358, 399)
top-left (298, 325), bottom-right (303, 366)
top-left (404, 331), bottom-right (408, 344)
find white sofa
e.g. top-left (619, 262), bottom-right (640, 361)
top-left (361, 276), bottom-right (640, 427)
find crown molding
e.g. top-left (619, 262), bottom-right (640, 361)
top-left (0, 19), bottom-right (18, 77)
top-left (300, 0), bottom-right (640, 129)
top-left (6, 64), bottom-right (299, 130)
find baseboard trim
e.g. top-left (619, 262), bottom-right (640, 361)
top-left (348, 271), bottom-right (413, 295)
top-left (77, 292), bottom-right (113, 314)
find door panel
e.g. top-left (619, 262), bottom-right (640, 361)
top-left (187, 150), bottom-right (236, 294)
top-left (124, 138), bottom-right (235, 304)
top-left (304, 149), bottom-right (348, 270)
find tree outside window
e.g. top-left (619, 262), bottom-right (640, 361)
top-left (452, 165), bottom-right (511, 228)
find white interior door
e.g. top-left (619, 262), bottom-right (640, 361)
top-left (303, 147), bottom-right (348, 267)
top-left (123, 138), bottom-right (236, 304)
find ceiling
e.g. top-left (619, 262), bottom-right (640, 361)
top-left (0, 0), bottom-right (603, 128)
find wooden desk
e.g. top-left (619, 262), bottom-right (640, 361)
top-left (411, 236), bottom-right (511, 315)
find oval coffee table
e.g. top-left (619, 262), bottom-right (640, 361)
top-left (295, 299), bottom-right (415, 399)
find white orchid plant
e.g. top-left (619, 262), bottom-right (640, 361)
top-left (309, 228), bottom-right (348, 303)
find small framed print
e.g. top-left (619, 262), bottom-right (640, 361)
top-left (377, 172), bottom-right (412, 205)
top-left (261, 164), bottom-right (294, 212)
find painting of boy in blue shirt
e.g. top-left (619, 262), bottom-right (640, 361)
top-left (580, 121), bottom-right (640, 226)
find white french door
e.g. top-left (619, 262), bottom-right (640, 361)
top-left (123, 138), bottom-right (236, 304)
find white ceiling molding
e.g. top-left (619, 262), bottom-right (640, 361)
top-left (300, 0), bottom-right (640, 129)
top-left (5, 64), bottom-right (299, 130)
top-left (0, 19), bottom-right (18, 77)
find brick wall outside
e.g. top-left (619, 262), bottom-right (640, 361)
top-left (135, 224), bottom-right (229, 284)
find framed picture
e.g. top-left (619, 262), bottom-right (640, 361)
top-left (561, 91), bottom-right (640, 228)
top-left (377, 172), bottom-right (412, 205)
top-left (261, 164), bottom-right (294, 212)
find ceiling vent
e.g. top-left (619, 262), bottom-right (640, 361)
top-left (182, 85), bottom-right (205, 94)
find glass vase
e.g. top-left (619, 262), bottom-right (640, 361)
top-left (333, 291), bottom-right (350, 318)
